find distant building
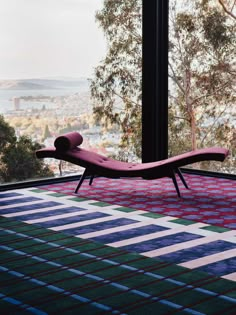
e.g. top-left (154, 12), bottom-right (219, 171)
top-left (13, 97), bottom-right (20, 110)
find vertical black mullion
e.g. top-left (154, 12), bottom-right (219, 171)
top-left (142, 0), bottom-right (169, 162)
top-left (142, 0), bottom-right (158, 163)
top-left (157, 0), bottom-right (169, 160)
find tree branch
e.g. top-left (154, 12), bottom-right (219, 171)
top-left (168, 62), bottom-right (185, 94)
top-left (190, 82), bottom-right (231, 108)
top-left (218, 0), bottom-right (236, 19)
top-left (172, 115), bottom-right (189, 122)
top-left (200, 104), bottom-right (228, 146)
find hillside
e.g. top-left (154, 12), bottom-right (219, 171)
top-left (0, 77), bottom-right (89, 90)
top-left (0, 80), bottom-right (52, 90)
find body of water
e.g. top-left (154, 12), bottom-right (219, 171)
top-left (0, 86), bottom-right (89, 114)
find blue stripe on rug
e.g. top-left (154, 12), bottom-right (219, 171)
top-left (92, 224), bottom-right (169, 243)
top-left (121, 232), bottom-right (203, 252)
top-left (36, 212), bottom-right (111, 228)
top-left (158, 240), bottom-right (236, 263)
top-left (0, 192), bottom-right (23, 199)
top-left (1, 197), bottom-right (42, 206)
top-left (0, 201), bottom-right (62, 214)
top-left (64, 218), bottom-right (139, 235)
top-left (196, 256), bottom-right (236, 276)
top-left (12, 206), bottom-right (87, 221)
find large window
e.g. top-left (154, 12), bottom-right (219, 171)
top-left (0, 0), bottom-right (142, 184)
top-left (1, 0), bottom-right (234, 187)
top-left (168, 0), bottom-right (236, 174)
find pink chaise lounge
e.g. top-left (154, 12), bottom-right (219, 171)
top-left (36, 132), bottom-right (229, 197)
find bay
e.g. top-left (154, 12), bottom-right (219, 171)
top-left (0, 86), bottom-right (89, 114)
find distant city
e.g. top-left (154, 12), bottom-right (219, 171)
top-left (0, 77), bottom-right (121, 177)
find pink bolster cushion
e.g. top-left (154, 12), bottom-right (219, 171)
top-left (54, 132), bottom-right (83, 151)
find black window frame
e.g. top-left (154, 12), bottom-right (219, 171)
top-left (142, 0), bottom-right (168, 163)
top-left (142, 0), bottom-right (235, 181)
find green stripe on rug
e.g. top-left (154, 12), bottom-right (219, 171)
top-left (1, 216), bottom-right (236, 315)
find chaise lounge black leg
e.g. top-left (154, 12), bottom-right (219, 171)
top-left (75, 168), bottom-right (90, 193)
top-left (175, 168), bottom-right (189, 189)
top-left (171, 170), bottom-right (181, 198)
top-left (89, 175), bottom-right (95, 186)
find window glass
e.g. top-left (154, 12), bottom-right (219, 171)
top-left (0, 0), bottom-right (142, 184)
top-left (168, 0), bottom-right (236, 174)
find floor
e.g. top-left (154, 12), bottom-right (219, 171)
top-left (0, 174), bottom-right (236, 314)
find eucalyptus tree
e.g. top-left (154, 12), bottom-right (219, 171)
top-left (90, 0), bottom-right (142, 161)
top-left (168, 0), bottom-right (235, 172)
top-left (91, 0), bottom-right (235, 171)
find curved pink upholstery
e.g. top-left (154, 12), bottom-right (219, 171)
top-left (36, 132), bottom-right (229, 197)
top-left (54, 132), bottom-right (83, 151)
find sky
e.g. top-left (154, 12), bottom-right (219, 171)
top-left (0, 0), bottom-right (106, 80)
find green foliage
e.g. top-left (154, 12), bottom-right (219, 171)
top-left (0, 116), bottom-right (54, 183)
top-left (176, 13), bottom-right (196, 33)
top-left (0, 115), bottom-right (16, 151)
top-left (202, 9), bottom-right (231, 50)
top-left (42, 124), bottom-right (51, 141)
top-left (91, 0), bottom-right (235, 171)
top-left (90, 0), bottom-right (142, 160)
top-left (169, 1), bottom-right (235, 148)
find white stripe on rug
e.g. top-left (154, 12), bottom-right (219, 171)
top-left (108, 222), bottom-right (206, 247)
top-left (222, 272), bottom-right (236, 281)
top-left (142, 230), bottom-right (236, 257)
top-left (179, 248), bottom-right (236, 269)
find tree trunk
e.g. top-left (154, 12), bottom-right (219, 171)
top-left (185, 68), bottom-right (197, 150)
top-left (190, 111), bottom-right (197, 150)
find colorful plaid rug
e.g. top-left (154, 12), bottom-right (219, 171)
top-left (1, 188), bottom-right (236, 281)
top-left (1, 216), bottom-right (236, 315)
top-left (40, 174), bottom-right (236, 229)
top-left (1, 175), bottom-right (236, 314)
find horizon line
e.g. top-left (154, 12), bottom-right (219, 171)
top-left (0, 76), bottom-right (90, 81)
